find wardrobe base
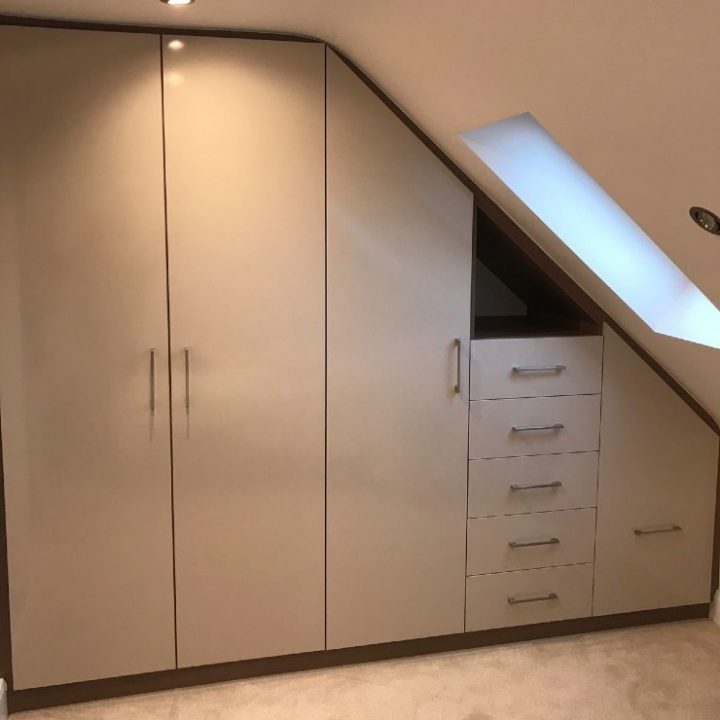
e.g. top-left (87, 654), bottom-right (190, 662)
top-left (9, 603), bottom-right (709, 713)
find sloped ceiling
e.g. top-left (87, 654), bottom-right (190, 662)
top-left (2, 0), bottom-right (719, 421)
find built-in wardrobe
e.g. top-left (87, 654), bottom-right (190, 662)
top-left (0, 22), bottom-right (718, 709)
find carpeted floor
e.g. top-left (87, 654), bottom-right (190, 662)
top-left (14, 619), bottom-right (720, 719)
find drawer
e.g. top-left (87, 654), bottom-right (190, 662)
top-left (470, 336), bottom-right (603, 400)
top-left (467, 508), bottom-right (596, 575)
top-left (594, 516), bottom-right (715, 616)
top-left (469, 394), bottom-right (601, 459)
top-left (469, 452), bottom-right (598, 518)
top-left (466, 564), bottom-right (594, 631)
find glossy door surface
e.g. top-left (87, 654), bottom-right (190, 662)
top-left (163, 36), bottom-right (325, 667)
top-left (326, 50), bottom-right (473, 649)
top-left (0, 27), bottom-right (175, 688)
top-left (593, 326), bottom-right (718, 615)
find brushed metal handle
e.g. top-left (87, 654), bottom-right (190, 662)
top-left (149, 348), bottom-right (156, 414)
top-left (509, 537), bottom-right (560, 549)
top-left (511, 423), bottom-right (564, 433)
top-left (510, 481), bottom-right (563, 491)
top-left (508, 592), bottom-right (558, 605)
top-left (634, 524), bottom-right (682, 536)
top-left (453, 338), bottom-right (461, 394)
top-left (512, 364), bottom-right (566, 374)
top-left (184, 347), bottom-right (191, 413)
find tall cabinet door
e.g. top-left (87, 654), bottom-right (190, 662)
top-left (326, 50), bottom-right (473, 649)
top-left (163, 37), bottom-right (326, 667)
top-left (593, 326), bottom-right (718, 616)
top-left (0, 27), bottom-right (175, 689)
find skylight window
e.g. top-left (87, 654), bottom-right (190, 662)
top-left (461, 112), bottom-right (720, 350)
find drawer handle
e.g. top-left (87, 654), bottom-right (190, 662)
top-left (634, 524), bottom-right (682, 536)
top-left (507, 592), bottom-right (559, 605)
top-left (510, 481), bottom-right (563, 491)
top-left (512, 365), bottom-right (567, 374)
top-left (509, 537), bottom-right (560, 549)
top-left (511, 423), bottom-right (565, 433)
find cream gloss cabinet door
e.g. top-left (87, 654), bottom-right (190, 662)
top-left (326, 50), bottom-right (473, 649)
top-left (593, 326), bottom-right (718, 615)
top-left (0, 27), bottom-right (175, 689)
top-left (163, 37), bottom-right (326, 667)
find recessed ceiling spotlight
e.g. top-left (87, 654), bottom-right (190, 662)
top-left (168, 39), bottom-right (185, 50)
top-left (160, 0), bottom-right (195, 5)
top-left (689, 206), bottom-right (720, 235)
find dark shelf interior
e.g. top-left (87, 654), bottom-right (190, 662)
top-left (473, 209), bottom-right (601, 339)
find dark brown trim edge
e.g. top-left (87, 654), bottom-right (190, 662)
top-left (0, 13), bottom-right (322, 43)
top-left (8, 604), bottom-right (709, 713)
top-left (712, 459), bottom-right (720, 598)
top-left (0, 415), bottom-right (13, 693)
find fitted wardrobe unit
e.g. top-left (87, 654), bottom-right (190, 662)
top-left (0, 20), bottom-right (718, 709)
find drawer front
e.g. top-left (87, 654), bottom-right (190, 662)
top-left (470, 395), bottom-right (601, 459)
top-left (467, 508), bottom-right (596, 575)
top-left (466, 564), bottom-right (594, 631)
top-left (469, 452), bottom-right (598, 518)
top-left (470, 336), bottom-right (603, 400)
top-left (594, 518), bottom-right (713, 616)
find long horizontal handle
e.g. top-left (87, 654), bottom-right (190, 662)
top-left (512, 364), bottom-right (566, 373)
top-left (509, 537), bottom-right (560, 549)
top-left (510, 481), bottom-right (563, 491)
top-left (634, 524), bottom-right (682, 536)
top-left (511, 423), bottom-right (564, 433)
top-left (507, 592), bottom-right (558, 605)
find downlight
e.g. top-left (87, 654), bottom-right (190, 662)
top-left (159, 0), bottom-right (195, 5)
top-left (689, 207), bottom-right (720, 235)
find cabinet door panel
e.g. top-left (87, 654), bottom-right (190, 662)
top-left (594, 326), bottom-right (718, 615)
top-left (0, 27), bottom-right (174, 689)
top-left (326, 50), bottom-right (473, 649)
top-left (164, 36), bottom-right (325, 667)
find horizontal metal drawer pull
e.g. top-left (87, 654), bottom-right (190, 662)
top-left (510, 481), bottom-right (563, 491)
top-left (509, 537), bottom-right (560, 549)
top-left (511, 423), bottom-right (565, 433)
top-left (634, 524), bottom-right (682, 536)
top-left (507, 592), bottom-right (558, 605)
top-left (512, 364), bottom-right (567, 373)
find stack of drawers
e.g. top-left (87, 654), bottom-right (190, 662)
top-left (466, 335), bottom-right (604, 631)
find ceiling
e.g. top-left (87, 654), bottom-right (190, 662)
top-left (2, 0), bottom-right (719, 421)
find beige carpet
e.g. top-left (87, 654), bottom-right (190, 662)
top-left (15, 620), bottom-right (720, 719)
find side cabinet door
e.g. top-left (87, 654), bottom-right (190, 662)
top-left (594, 325), bottom-right (718, 615)
top-left (0, 27), bottom-right (175, 688)
top-left (326, 50), bottom-right (473, 649)
top-left (163, 37), bottom-right (326, 667)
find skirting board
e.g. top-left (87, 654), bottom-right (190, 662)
top-left (8, 603), bottom-right (709, 713)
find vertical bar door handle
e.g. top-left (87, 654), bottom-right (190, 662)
top-left (184, 347), bottom-right (191, 412)
top-left (149, 348), bottom-right (156, 414)
top-left (454, 338), bottom-right (461, 394)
